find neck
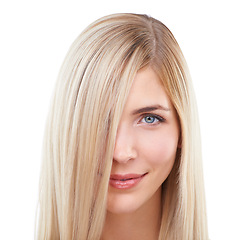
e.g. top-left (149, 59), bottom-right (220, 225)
top-left (101, 188), bottom-right (161, 240)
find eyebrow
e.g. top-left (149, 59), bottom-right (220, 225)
top-left (132, 104), bottom-right (171, 115)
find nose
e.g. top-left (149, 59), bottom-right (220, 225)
top-left (113, 123), bottom-right (137, 164)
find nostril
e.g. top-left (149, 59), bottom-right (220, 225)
top-left (113, 155), bottom-right (134, 164)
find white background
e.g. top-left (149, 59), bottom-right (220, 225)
top-left (0, 1), bottom-right (239, 239)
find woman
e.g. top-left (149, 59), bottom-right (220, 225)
top-left (36, 13), bottom-right (208, 239)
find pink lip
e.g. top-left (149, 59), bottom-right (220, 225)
top-left (109, 173), bottom-right (148, 189)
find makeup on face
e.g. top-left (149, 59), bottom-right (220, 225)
top-left (107, 66), bottom-right (180, 215)
top-left (109, 173), bottom-right (148, 189)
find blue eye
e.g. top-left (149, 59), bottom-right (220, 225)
top-left (141, 114), bottom-right (165, 124)
top-left (144, 116), bottom-right (157, 123)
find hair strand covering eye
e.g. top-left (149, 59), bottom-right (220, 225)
top-left (36, 13), bottom-right (209, 240)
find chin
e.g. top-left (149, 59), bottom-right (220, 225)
top-left (107, 194), bottom-right (142, 215)
top-left (107, 204), bottom-right (140, 215)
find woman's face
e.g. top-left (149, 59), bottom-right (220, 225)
top-left (107, 66), bottom-right (180, 214)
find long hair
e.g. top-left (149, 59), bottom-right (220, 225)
top-left (36, 13), bottom-right (208, 240)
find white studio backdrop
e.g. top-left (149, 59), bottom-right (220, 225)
top-left (0, 1), bottom-right (239, 239)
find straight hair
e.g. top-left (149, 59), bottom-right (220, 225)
top-left (36, 13), bottom-right (208, 240)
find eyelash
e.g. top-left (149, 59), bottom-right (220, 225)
top-left (139, 114), bottom-right (165, 125)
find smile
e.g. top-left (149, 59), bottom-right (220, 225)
top-left (109, 173), bottom-right (148, 189)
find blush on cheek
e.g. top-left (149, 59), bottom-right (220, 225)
top-left (143, 135), bottom-right (178, 165)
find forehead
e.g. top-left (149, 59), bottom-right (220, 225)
top-left (124, 67), bottom-right (172, 111)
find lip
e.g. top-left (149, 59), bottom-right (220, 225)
top-left (109, 173), bottom-right (148, 189)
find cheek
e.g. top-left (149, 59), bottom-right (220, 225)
top-left (138, 128), bottom-right (179, 165)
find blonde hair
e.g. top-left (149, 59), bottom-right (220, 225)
top-left (36, 13), bottom-right (208, 239)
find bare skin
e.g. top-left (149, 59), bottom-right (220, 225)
top-left (101, 66), bottom-right (179, 240)
top-left (102, 187), bottom-right (161, 240)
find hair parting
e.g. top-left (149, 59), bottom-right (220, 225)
top-left (36, 13), bottom-right (208, 240)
